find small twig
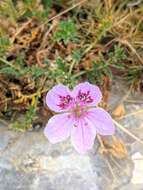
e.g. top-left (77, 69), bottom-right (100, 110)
top-left (11, 18), bottom-right (33, 43)
top-left (113, 14), bottom-right (130, 27)
top-left (97, 135), bottom-right (105, 148)
top-left (36, 49), bottom-right (49, 68)
top-left (110, 155), bottom-right (129, 175)
top-left (0, 57), bottom-right (20, 71)
top-left (127, 0), bottom-right (142, 7)
top-left (0, 57), bottom-right (14, 67)
top-left (36, 43), bottom-right (55, 67)
top-left (104, 158), bottom-right (116, 180)
top-left (97, 134), bottom-right (116, 179)
top-left (41, 20), bottom-right (58, 49)
top-left (46, 0), bottom-right (87, 23)
top-left (117, 39), bottom-right (143, 65)
top-left (108, 0), bottom-right (112, 9)
top-left (14, 87), bottom-right (49, 104)
top-left (125, 99), bottom-right (143, 104)
top-left (118, 109), bottom-right (143, 120)
top-left (113, 120), bottom-right (143, 145)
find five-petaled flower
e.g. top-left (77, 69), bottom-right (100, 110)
top-left (44, 82), bottom-right (115, 154)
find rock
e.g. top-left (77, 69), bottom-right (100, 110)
top-left (0, 79), bottom-right (143, 190)
top-left (0, 124), bottom-right (20, 152)
top-left (0, 130), bottom-right (100, 190)
top-left (0, 169), bottom-right (35, 190)
top-left (131, 152), bottom-right (143, 185)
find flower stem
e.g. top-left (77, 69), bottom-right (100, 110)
top-left (68, 61), bottom-right (76, 76)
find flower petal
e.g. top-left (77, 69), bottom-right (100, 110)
top-left (71, 118), bottom-right (96, 154)
top-left (72, 82), bottom-right (102, 106)
top-left (44, 113), bottom-right (74, 143)
top-left (46, 84), bottom-right (73, 112)
top-left (86, 108), bottom-right (115, 135)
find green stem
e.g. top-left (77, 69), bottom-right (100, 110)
top-left (68, 60), bottom-right (76, 76)
top-left (0, 57), bottom-right (20, 71)
top-left (72, 71), bottom-right (86, 79)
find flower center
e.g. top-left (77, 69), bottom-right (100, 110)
top-left (77, 90), bottom-right (93, 103)
top-left (73, 104), bottom-right (85, 118)
top-left (58, 95), bottom-right (73, 109)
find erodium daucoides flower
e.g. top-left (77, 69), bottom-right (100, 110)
top-left (44, 82), bottom-right (115, 154)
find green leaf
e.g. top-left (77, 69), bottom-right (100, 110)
top-left (0, 37), bottom-right (11, 47)
top-left (0, 67), bottom-right (20, 76)
top-left (56, 57), bottom-right (65, 70)
top-left (54, 20), bottom-right (77, 45)
top-left (42, 0), bottom-right (52, 8)
top-left (72, 49), bottom-right (83, 63)
top-left (31, 66), bottom-right (44, 79)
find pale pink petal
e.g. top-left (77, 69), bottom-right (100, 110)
top-left (46, 84), bottom-right (73, 112)
top-left (71, 118), bottom-right (96, 154)
top-left (72, 82), bottom-right (102, 106)
top-left (86, 108), bottom-right (115, 135)
top-left (44, 113), bottom-right (74, 143)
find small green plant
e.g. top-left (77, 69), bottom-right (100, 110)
top-left (48, 56), bottom-right (74, 86)
top-left (87, 45), bottom-right (127, 84)
top-left (96, 17), bottom-right (113, 42)
top-left (0, 0), bottom-right (142, 131)
top-left (0, 55), bottom-right (45, 79)
top-left (0, 37), bottom-right (11, 55)
top-left (54, 20), bottom-right (77, 45)
top-left (108, 45), bottom-right (127, 67)
top-left (72, 49), bottom-right (83, 63)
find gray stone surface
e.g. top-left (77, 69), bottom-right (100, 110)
top-left (0, 80), bottom-right (143, 190)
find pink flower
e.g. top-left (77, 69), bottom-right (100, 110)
top-left (44, 82), bottom-right (115, 154)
